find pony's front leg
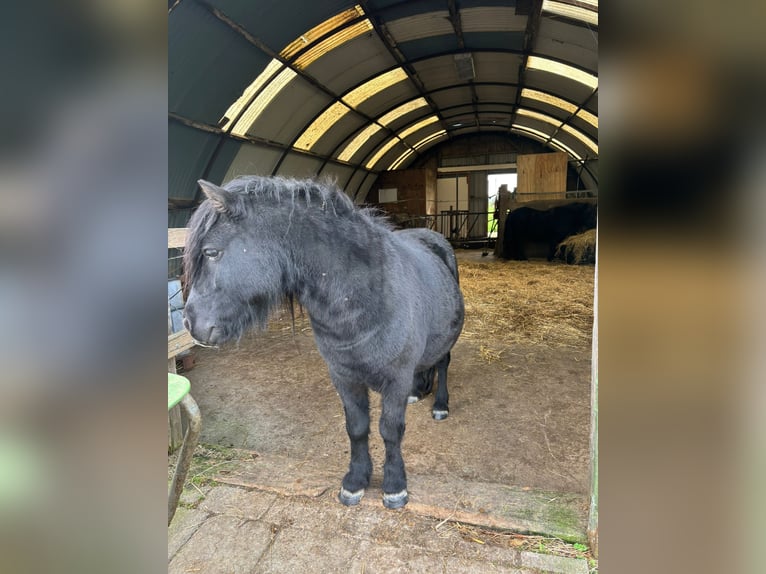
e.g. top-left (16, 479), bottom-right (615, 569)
top-left (336, 382), bottom-right (372, 506)
top-left (432, 352), bottom-right (451, 421)
top-left (379, 384), bottom-right (410, 509)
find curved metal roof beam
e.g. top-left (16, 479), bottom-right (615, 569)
top-left (516, 108), bottom-right (597, 155)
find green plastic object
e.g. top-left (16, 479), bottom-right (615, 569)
top-left (168, 373), bottom-right (191, 411)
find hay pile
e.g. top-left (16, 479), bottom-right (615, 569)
top-left (554, 228), bottom-right (597, 264)
top-left (458, 258), bottom-right (594, 353)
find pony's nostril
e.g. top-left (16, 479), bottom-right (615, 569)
top-left (183, 316), bottom-right (191, 331)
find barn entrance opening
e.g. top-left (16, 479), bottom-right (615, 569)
top-left (488, 172), bottom-right (517, 238)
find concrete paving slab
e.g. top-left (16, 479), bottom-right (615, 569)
top-left (169, 514), bottom-right (273, 574)
top-left (198, 484), bottom-right (277, 521)
top-left (255, 525), bottom-right (361, 573)
top-left (167, 506), bottom-right (209, 561)
top-left (519, 551), bottom-right (590, 574)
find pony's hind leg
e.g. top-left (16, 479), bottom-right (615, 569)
top-left (407, 366), bottom-right (435, 404)
top-left (379, 383), bottom-right (410, 509)
top-left (336, 382), bottom-right (372, 506)
top-left (432, 353), bottom-right (451, 421)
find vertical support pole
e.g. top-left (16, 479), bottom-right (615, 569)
top-left (493, 186), bottom-right (512, 257)
top-left (588, 228), bottom-right (599, 557)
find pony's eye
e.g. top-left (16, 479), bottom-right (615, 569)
top-left (202, 248), bottom-right (221, 259)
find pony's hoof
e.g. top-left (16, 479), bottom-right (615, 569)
top-left (432, 409), bottom-right (449, 421)
top-left (338, 487), bottom-right (365, 506)
top-left (407, 395), bottom-right (420, 404)
top-left (382, 489), bottom-right (409, 509)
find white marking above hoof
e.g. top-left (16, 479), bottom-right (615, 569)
top-left (339, 487), bottom-right (365, 506)
top-left (432, 409), bottom-right (449, 420)
top-left (382, 489), bottom-right (409, 509)
top-left (407, 396), bottom-right (420, 404)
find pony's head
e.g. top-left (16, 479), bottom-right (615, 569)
top-left (182, 178), bottom-right (288, 346)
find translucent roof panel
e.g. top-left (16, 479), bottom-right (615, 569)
top-left (542, 0), bottom-right (598, 27)
top-left (170, 0), bottom-right (600, 197)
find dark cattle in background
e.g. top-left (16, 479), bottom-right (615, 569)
top-left (502, 202), bottom-right (597, 261)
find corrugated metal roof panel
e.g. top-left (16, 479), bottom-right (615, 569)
top-left (223, 142), bottom-right (284, 180)
top-left (207, 138), bottom-right (242, 183)
top-left (459, 0), bottom-right (522, 9)
top-left (305, 34), bottom-right (398, 95)
top-left (346, 169), bottom-right (370, 202)
top-left (168, 120), bottom-right (220, 201)
top-left (378, 98), bottom-right (431, 128)
top-left (460, 7), bottom-right (527, 33)
top-left (536, 19), bottom-right (598, 74)
top-left (442, 104), bottom-right (478, 118)
top-left (317, 163), bottom-right (356, 190)
top-left (304, 108), bottom-right (368, 157)
top-left (168, 208), bottom-right (195, 229)
top-left (335, 124), bottom-right (390, 164)
top-left (411, 55), bottom-right (460, 90)
top-left (445, 115), bottom-right (477, 130)
top-left (401, 123), bottom-right (446, 148)
top-left (352, 80), bottom-right (419, 118)
top-left (569, 114), bottom-right (597, 137)
top-left (169, 1), bottom-right (274, 125)
top-left (429, 87), bottom-right (475, 109)
top-left (370, 0), bottom-right (448, 22)
top-left (584, 92), bottom-right (598, 115)
top-left (550, 129), bottom-right (593, 160)
top-left (384, 11), bottom-right (452, 44)
top-left (364, 138), bottom-right (407, 170)
top-left (294, 102), bottom-right (354, 151)
top-left (524, 69), bottom-right (594, 105)
top-left (274, 152), bottom-right (325, 178)
top-left (473, 53), bottom-right (523, 84)
top-left (356, 171), bottom-right (379, 202)
top-left (246, 78), bottom-right (331, 145)
top-left (207, 0), bottom-right (355, 54)
top-left (396, 35), bottom-right (460, 61)
top-left (474, 84), bottom-right (519, 105)
top-left (475, 103), bottom-right (514, 115)
top-left (463, 31), bottom-right (525, 51)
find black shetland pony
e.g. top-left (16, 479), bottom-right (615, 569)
top-left (183, 176), bottom-right (464, 509)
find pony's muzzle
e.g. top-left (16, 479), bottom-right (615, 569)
top-left (183, 310), bottom-right (220, 347)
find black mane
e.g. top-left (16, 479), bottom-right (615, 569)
top-left (183, 176), bottom-right (389, 293)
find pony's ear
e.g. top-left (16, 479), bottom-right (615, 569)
top-left (198, 179), bottom-right (231, 213)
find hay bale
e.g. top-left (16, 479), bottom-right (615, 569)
top-left (555, 228), bottom-right (596, 264)
top-left (458, 258), bottom-right (594, 351)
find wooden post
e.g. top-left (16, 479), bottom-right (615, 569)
top-left (168, 227), bottom-right (191, 453)
top-left (493, 186), bottom-right (512, 257)
top-left (587, 228), bottom-right (599, 557)
top-left (168, 306), bottom-right (184, 453)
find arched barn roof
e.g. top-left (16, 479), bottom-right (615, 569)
top-left (169, 0), bottom-right (597, 211)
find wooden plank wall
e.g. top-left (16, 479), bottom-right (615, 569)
top-left (369, 169), bottom-right (428, 215)
top-left (516, 152), bottom-right (567, 202)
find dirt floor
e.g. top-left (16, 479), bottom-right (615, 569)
top-left (172, 252), bottom-right (596, 571)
